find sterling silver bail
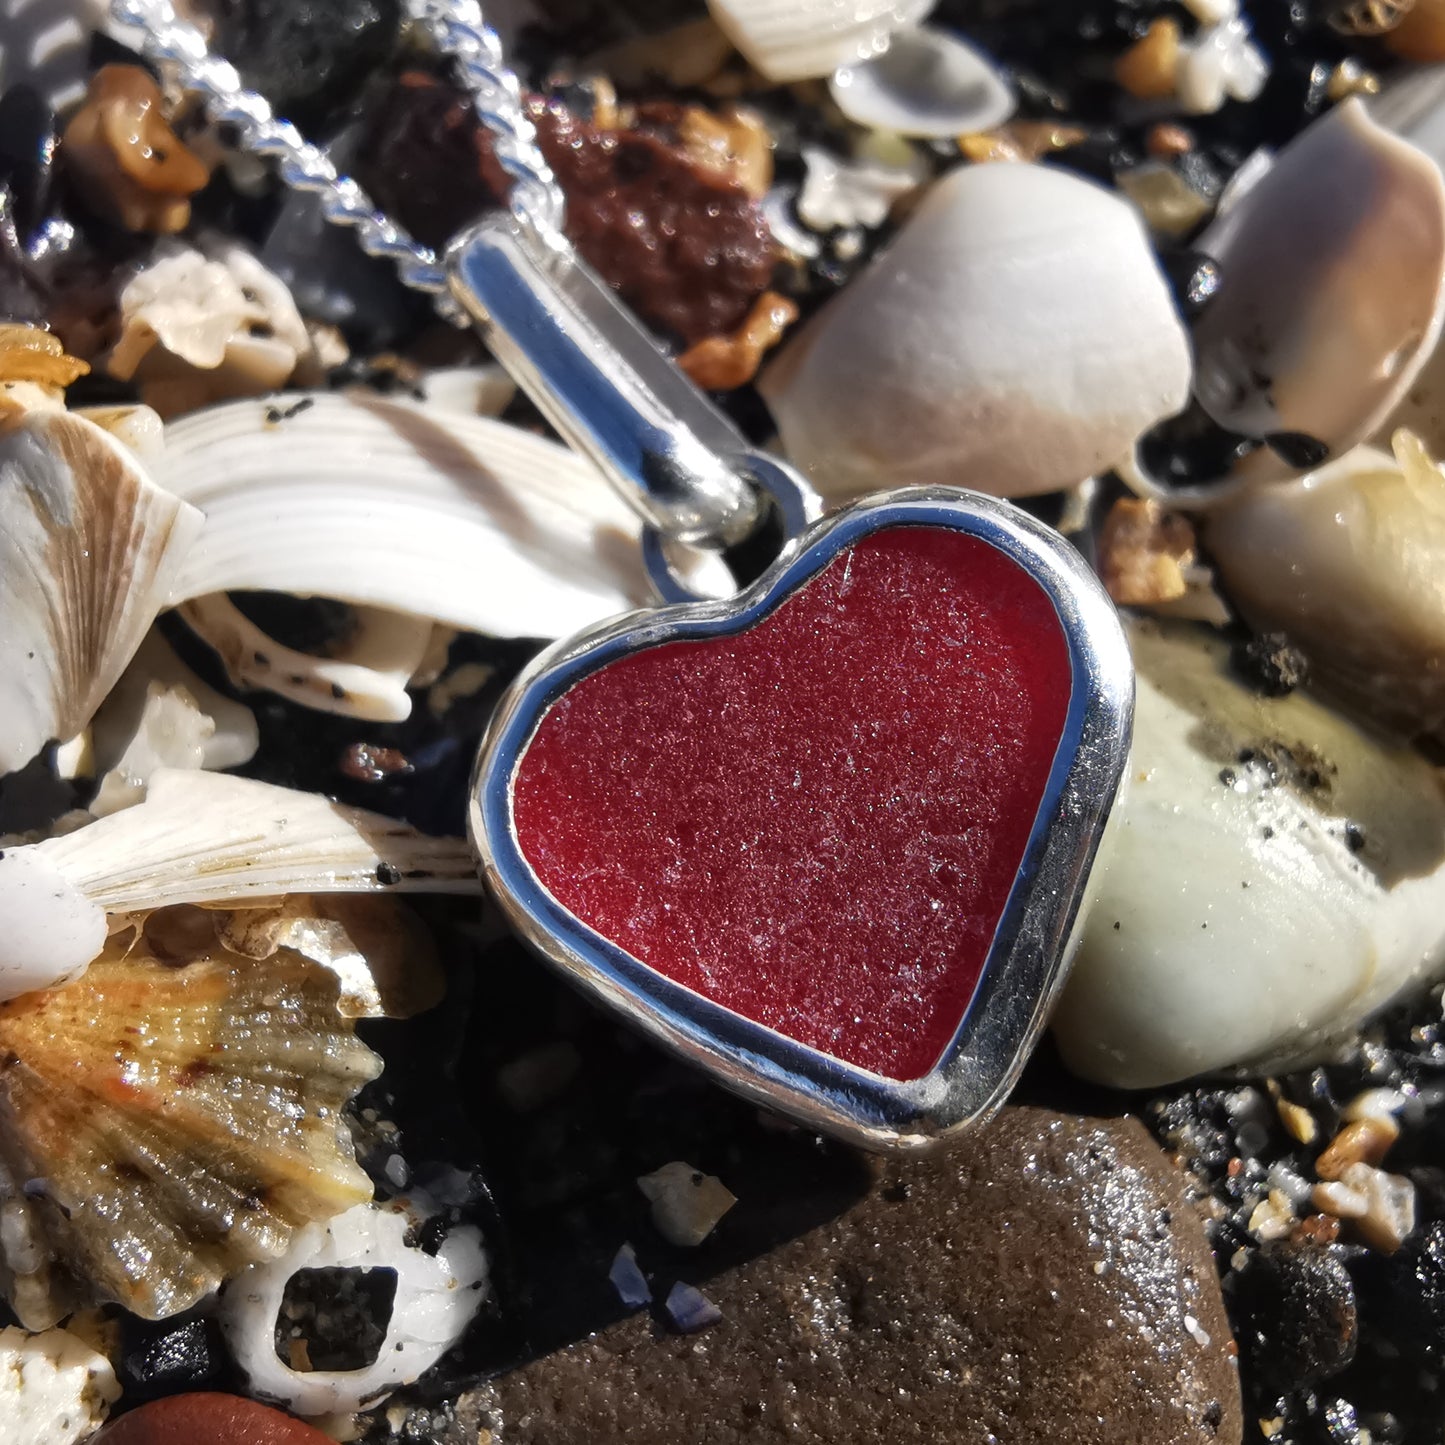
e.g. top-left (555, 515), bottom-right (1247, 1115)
top-left (113, 0), bottom-right (821, 582)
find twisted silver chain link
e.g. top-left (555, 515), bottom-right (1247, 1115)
top-left (109, 0), bottom-right (565, 316)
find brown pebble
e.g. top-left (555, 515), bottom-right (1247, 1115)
top-left (1291, 1213), bottom-right (1343, 1246)
top-left (339, 742), bottom-right (413, 783)
top-left (1115, 19), bottom-right (1182, 101)
top-left (1314, 1116), bottom-right (1398, 1181)
top-left (478, 1108), bottom-right (1242, 1445)
top-left (60, 65), bottom-right (210, 233)
top-left (361, 75), bottom-right (775, 345)
top-left (1147, 123), bottom-right (1195, 159)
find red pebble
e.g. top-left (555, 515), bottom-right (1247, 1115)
top-left (94, 1394), bottom-right (333, 1445)
top-left (512, 527), bottom-right (1072, 1081)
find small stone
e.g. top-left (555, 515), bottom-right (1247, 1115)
top-left (1115, 164), bottom-right (1214, 239)
top-left (211, 0), bottom-right (402, 132)
top-left (1098, 498), bottom-right (1196, 608)
top-left (117, 1313), bottom-right (225, 1401)
top-left (1277, 1098), bottom-right (1319, 1146)
top-left (0, 1325), bottom-right (121, 1445)
top-left (485, 1109), bottom-right (1241, 1443)
top-left (637, 1162), bottom-right (738, 1247)
top-left (608, 1244), bottom-right (651, 1310)
top-left (1230, 1242), bottom-right (1358, 1395)
top-left (1314, 1118), bottom-right (1399, 1180)
top-left (1338, 1163), bottom-right (1416, 1253)
top-left (497, 1042), bottom-right (583, 1113)
top-left (1115, 18), bottom-right (1182, 100)
top-left (1147, 123), bottom-right (1196, 159)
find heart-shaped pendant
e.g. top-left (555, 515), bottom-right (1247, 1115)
top-left (470, 488), bottom-right (1132, 1149)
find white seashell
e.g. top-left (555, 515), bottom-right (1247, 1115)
top-left (155, 392), bottom-right (729, 639)
top-left (795, 143), bottom-right (926, 231)
top-left (222, 1196), bottom-right (489, 1416)
top-left (705, 0), bottom-right (934, 82)
top-left (0, 1325), bottom-right (121, 1445)
top-left (71, 404), bottom-right (166, 461)
top-left (828, 25), bottom-right (1015, 138)
top-left (0, 770), bottom-right (480, 999)
top-left (415, 365), bottom-right (518, 418)
top-left (760, 162), bottom-right (1192, 500)
top-left (1204, 431), bottom-right (1445, 738)
top-left (1191, 98), bottom-right (1445, 474)
top-left (1053, 619), bottom-right (1445, 1089)
top-left (0, 408), bottom-right (205, 776)
top-left (178, 596), bottom-right (439, 723)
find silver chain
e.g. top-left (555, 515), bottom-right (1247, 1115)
top-left (109, 0), bottom-right (565, 317)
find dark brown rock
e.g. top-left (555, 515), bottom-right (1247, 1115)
top-left (357, 74), bottom-right (776, 346)
top-left (472, 1107), bottom-right (1242, 1445)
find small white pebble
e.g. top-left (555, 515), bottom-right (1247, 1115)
top-left (1342, 1088), bottom-right (1409, 1123)
top-left (0, 1326), bottom-right (120, 1445)
top-left (1312, 1179), bottom-right (1368, 1220)
top-left (1340, 1162), bottom-right (1416, 1254)
top-left (1183, 1313), bottom-right (1212, 1347)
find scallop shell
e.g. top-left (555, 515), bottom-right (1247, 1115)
top-left (0, 932), bottom-right (380, 1328)
top-left (1190, 98), bottom-right (1445, 480)
top-left (0, 408), bottom-right (204, 775)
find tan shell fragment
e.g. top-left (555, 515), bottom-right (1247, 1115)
top-left (0, 408), bottom-right (204, 775)
top-left (0, 935), bottom-right (379, 1327)
top-left (1205, 430), bottom-right (1445, 738)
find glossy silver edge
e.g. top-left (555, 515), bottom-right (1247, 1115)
top-left (468, 486), bottom-right (1134, 1152)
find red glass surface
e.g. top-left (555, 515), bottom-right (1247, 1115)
top-left (511, 526), bottom-right (1073, 1081)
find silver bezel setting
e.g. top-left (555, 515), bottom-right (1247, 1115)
top-left (468, 487), bottom-right (1133, 1152)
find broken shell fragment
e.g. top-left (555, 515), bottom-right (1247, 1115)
top-left (0, 770), bottom-right (479, 999)
top-left (828, 26), bottom-right (1015, 139)
top-left (1191, 98), bottom-right (1445, 476)
top-left (705, 0), bottom-right (933, 82)
top-left (0, 407), bottom-right (204, 776)
top-left (0, 1323), bottom-right (121, 1445)
top-left (221, 1196), bottom-right (489, 1416)
top-left (178, 597), bottom-right (437, 723)
top-left (154, 392), bottom-right (728, 644)
top-left (1054, 619), bottom-right (1445, 1089)
top-left (760, 162), bottom-right (1191, 500)
top-left (0, 936), bottom-right (379, 1328)
top-left (1204, 431), bottom-right (1445, 739)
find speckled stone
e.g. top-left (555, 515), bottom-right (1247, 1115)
top-left (472, 1107), bottom-right (1241, 1445)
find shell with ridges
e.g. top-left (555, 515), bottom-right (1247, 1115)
top-left (704, 0), bottom-right (934, 82)
top-left (0, 932), bottom-right (380, 1327)
top-left (0, 408), bottom-right (204, 775)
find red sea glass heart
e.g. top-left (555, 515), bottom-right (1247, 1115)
top-left (510, 526), bottom-right (1073, 1082)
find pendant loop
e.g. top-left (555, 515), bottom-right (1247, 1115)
top-left (447, 214), bottom-right (819, 555)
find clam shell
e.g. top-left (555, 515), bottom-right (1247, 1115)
top-left (829, 26), bottom-right (1015, 139)
top-left (1204, 431), bottom-right (1445, 738)
top-left (1191, 98), bottom-right (1445, 476)
top-left (1053, 618), bottom-right (1445, 1089)
top-left (0, 933), bottom-right (379, 1327)
top-left (0, 408), bottom-right (204, 775)
top-left (760, 161), bottom-right (1192, 500)
top-left (705, 0), bottom-right (933, 82)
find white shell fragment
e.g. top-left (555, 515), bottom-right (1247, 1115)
top-left (1205, 431), bottom-right (1445, 739)
top-left (637, 1162), bottom-right (738, 1247)
top-left (796, 143), bottom-right (927, 230)
top-left (154, 392), bottom-right (715, 642)
top-left (829, 25), bottom-right (1014, 138)
top-left (179, 596), bottom-right (438, 722)
top-left (1175, 17), bottom-right (1269, 116)
top-left (1192, 99), bottom-right (1445, 473)
top-left (1053, 620), bottom-right (1445, 1089)
top-left (0, 408), bottom-right (204, 776)
top-left (0, 1325), bottom-right (121, 1445)
top-left (222, 1197), bottom-right (489, 1416)
top-left (706, 0), bottom-right (934, 82)
top-left (0, 771), bottom-right (479, 1000)
top-left (761, 162), bottom-right (1192, 500)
